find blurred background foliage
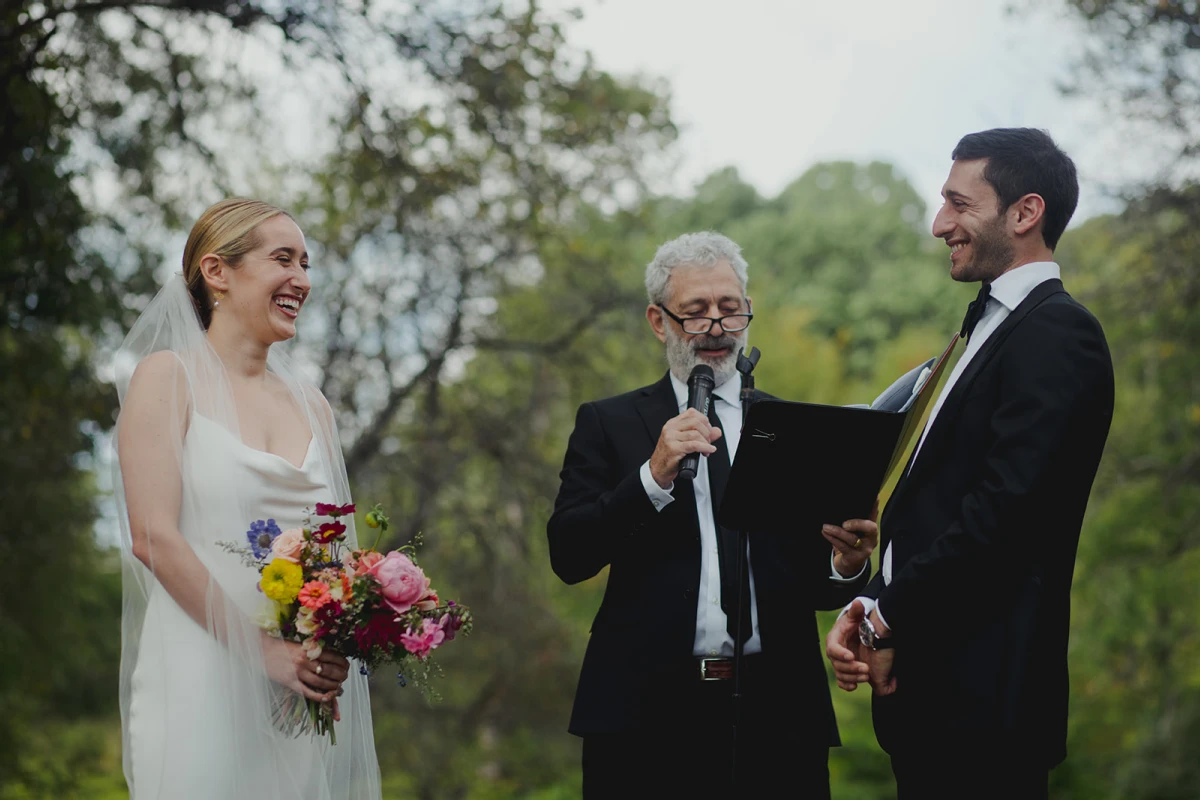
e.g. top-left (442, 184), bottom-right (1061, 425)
top-left (1, 0), bottom-right (1197, 797)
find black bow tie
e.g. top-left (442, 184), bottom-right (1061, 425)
top-left (960, 283), bottom-right (992, 340)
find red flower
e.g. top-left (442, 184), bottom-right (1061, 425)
top-left (315, 502), bottom-right (356, 518)
top-left (315, 602), bottom-right (344, 629)
top-left (312, 520), bottom-right (347, 544)
top-left (353, 610), bottom-right (407, 651)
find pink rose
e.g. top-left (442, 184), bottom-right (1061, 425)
top-left (399, 617), bottom-right (445, 659)
top-left (270, 528), bottom-right (305, 563)
top-left (367, 552), bottom-right (430, 615)
top-left (348, 550), bottom-right (384, 577)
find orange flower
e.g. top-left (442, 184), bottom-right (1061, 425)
top-left (298, 580), bottom-right (333, 610)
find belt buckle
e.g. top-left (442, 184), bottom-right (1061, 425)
top-left (699, 657), bottom-right (724, 681)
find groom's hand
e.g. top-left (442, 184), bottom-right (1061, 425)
top-left (649, 409), bottom-right (722, 489)
top-left (826, 600), bottom-right (870, 691)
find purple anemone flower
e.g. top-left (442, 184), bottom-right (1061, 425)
top-left (246, 519), bottom-right (283, 560)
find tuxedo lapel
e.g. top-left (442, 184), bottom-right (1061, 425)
top-left (636, 372), bottom-right (678, 444)
top-left (901, 279), bottom-right (1066, 490)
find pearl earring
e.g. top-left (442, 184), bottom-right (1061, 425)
top-left (212, 290), bottom-right (225, 308)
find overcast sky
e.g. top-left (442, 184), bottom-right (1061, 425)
top-left (551, 0), bottom-right (1131, 223)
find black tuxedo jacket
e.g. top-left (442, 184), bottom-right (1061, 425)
top-left (548, 372), bottom-right (869, 739)
top-left (864, 278), bottom-right (1114, 766)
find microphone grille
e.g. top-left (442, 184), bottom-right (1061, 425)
top-left (688, 364), bottom-right (715, 381)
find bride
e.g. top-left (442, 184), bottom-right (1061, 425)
top-left (113, 199), bottom-right (381, 798)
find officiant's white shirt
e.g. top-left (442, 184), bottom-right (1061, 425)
top-left (855, 261), bottom-right (1061, 627)
top-left (639, 373), bottom-right (864, 657)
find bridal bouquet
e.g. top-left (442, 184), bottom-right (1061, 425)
top-left (221, 503), bottom-right (472, 743)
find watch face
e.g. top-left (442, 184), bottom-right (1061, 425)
top-left (858, 618), bottom-right (873, 648)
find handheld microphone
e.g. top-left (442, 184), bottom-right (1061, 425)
top-left (676, 364), bottom-right (716, 481)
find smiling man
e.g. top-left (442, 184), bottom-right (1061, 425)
top-left (549, 232), bottom-right (876, 798)
top-left (825, 128), bottom-right (1115, 798)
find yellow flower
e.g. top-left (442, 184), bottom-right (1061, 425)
top-left (261, 559), bottom-right (303, 603)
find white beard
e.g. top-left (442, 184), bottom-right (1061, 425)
top-left (664, 324), bottom-right (747, 388)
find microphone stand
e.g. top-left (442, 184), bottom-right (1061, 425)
top-left (730, 345), bottom-right (760, 788)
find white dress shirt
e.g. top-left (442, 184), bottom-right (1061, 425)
top-left (639, 373), bottom-right (864, 657)
top-left (855, 261), bottom-right (1062, 628)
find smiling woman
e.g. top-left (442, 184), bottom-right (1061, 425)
top-left (182, 200), bottom-right (290, 329)
top-left (112, 199), bottom-right (382, 799)
top-left (183, 200), bottom-right (312, 339)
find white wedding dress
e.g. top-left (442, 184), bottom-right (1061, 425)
top-left (122, 411), bottom-right (380, 798)
top-left (115, 278), bottom-right (380, 799)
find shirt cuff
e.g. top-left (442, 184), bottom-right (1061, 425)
top-left (829, 549), bottom-right (868, 582)
top-left (874, 604), bottom-right (890, 631)
top-left (639, 460), bottom-right (675, 512)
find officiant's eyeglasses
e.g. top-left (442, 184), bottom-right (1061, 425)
top-left (658, 302), bottom-right (754, 335)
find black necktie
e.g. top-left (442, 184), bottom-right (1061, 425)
top-left (706, 399), bottom-right (752, 646)
top-left (960, 283), bottom-right (992, 340)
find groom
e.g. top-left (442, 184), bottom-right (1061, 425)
top-left (548, 232), bottom-right (876, 798)
top-left (827, 128), bottom-right (1115, 798)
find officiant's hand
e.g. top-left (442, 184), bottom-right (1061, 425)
top-left (649, 408), bottom-right (722, 489)
top-left (826, 497), bottom-right (879, 577)
top-left (263, 636), bottom-right (351, 703)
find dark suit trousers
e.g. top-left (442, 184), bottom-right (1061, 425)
top-left (891, 753), bottom-right (1048, 800)
top-left (581, 656), bottom-right (830, 799)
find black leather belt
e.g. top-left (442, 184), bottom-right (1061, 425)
top-left (696, 654), bottom-right (763, 681)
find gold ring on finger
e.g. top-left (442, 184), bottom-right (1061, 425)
top-left (853, 537), bottom-right (862, 549)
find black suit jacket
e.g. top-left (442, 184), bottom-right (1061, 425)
top-left (548, 372), bottom-right (869, 740)
top-left (864, 278), bottom-right (1114, 766)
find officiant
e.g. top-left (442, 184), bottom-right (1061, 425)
top-left (547, 231), bottom-right (876, 799)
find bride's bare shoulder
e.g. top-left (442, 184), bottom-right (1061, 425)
top-left (119, 352), bottom-right (191, 438)
top-left (126, 351), bottom-right (189, 397)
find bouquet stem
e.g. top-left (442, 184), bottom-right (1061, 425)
top-left (308, 698), bottom-right (337, 745)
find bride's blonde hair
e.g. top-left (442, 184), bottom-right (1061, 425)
top-left (183, 198), bottom-right (292, 329)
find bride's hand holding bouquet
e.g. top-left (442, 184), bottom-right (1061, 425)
top-left (223, 502), bottom-right (472, 742)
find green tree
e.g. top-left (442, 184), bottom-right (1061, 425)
top-left (1052, 2), bottom-right (1200, 796)
top-left (1, 4), bottom-right (126, 791)
top-left (1061, 0), bottom-right (1200, 166)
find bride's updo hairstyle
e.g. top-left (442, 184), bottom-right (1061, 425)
top-left (183, 198), bottom-right (291, 329)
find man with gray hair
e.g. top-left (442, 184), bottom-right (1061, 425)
top-left (548, 231), bottom-right (877, 798)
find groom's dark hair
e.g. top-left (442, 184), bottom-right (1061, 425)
top-left (952, 127), bottom-right (1078, 250)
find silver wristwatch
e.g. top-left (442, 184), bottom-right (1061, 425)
top-left (858, 615), bottom-right (895, 651)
